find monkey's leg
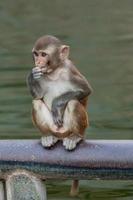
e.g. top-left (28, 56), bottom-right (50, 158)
top-left (62, 100), bottom-right (88, 150)
top-left (32, 100), bottom-right (59, 147)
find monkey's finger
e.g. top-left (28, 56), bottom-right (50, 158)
top-left (58, 118), bottom-right (63, 127)
top-left (52, 109), bottom-right (63, 127)
top-left (33, 71), bottom-right (43, 76)
top-left (41, 68), bottom-right (47, 73)
top-left (53, 118), bottom-right (59, 127)
top-left (33, 74), bottom-right (43, 79)
top-left (32, 70), bottom-right (43, 78)
top-left (56, 117), bottom-right (63, 127)
top-left (32, 67), bottom-right (42, 72)
top-left (53, 116), bottom-right (62, 128)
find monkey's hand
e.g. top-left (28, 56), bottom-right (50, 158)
top-left (32, 67), bottom-right (43, 79)
top-left (51, 101), bottom-right (66, 128)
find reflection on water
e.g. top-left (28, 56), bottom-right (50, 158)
top-left (47, 180), bottom-right (133, 200)
top-left (0, 0), bottom-right (133, 199)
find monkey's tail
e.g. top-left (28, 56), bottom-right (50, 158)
top-left (70, 180), bottom-right (79, 196)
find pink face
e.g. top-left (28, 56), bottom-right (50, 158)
top-left (33, 50), bottom-right (49, 68)
top-left (32, 44), bottom-right (69, 74)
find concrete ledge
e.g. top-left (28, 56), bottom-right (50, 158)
top-left (0, 140), bottom-right (133, 179)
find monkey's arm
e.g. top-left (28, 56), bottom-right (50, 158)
top-left (52, 70), bottom-right (92, 127)
top-left (27, 72), bottom-right (44, 99)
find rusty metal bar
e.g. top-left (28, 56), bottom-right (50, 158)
top-left (0, 140), bottom-right (133, 180)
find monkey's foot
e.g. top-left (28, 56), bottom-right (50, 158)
top-left (41, 135), bottom-right (58, 148)
top-left (63, 136), bottom-right (82, 150)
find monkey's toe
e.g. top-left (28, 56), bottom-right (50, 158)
top-left (63, 136), bottom-right (82, 150)
top-left (63, 138), bottom-right (76, 150)
top-left (41, 136), bottom-right (58, 148)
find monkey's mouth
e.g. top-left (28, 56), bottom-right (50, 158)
top-left (41, 61), bottom-right (52, 74)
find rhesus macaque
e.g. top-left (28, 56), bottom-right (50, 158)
top-left (27, 35), bottom-right (92, 151)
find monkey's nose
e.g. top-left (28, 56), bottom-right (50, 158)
top-left (36, 61), bottom-right (43, 67)
top-left (37, 60), bottom-right (41, 64)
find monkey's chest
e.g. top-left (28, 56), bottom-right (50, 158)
top-left (43, 80), bottom-right (76, 110)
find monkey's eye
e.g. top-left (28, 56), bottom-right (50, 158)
top-left (33, 51), bottom-right (38, 57)
top-left (41, 52), bottom-right (47, 57)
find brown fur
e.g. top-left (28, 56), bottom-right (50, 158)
top-left (34, 35), bottom-right (62, 51)
top-left (32, 99), bottom-right (88, 139)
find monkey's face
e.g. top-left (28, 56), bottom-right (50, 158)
top-left (32, 35), bottom-right (70, 74)
top-left (32, 45), bottom-right (61, 74)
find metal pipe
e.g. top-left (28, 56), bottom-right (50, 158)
top-left (0, 140), bottom-right (133, 180)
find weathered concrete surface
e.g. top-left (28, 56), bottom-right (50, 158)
top-left (0, 181), bottom-right (5, 200)
top-left (0, 140), bottom-right (133, 179)
top-left (6, 170), bottom-right (47, 200)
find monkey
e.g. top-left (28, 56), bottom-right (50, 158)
top-left (27, 35), bottom-right (92, 151)
top-left (27, 35), bottom-right (92, 195)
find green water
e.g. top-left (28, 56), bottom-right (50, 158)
top-left (47, 180), bottom-right (133, 200)
top-left (0, 0), bottom-right (133, 199)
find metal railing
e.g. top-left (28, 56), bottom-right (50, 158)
top-left (0, 139), bottom-right (133, 199)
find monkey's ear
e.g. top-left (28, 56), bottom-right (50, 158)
top-left (60, 45), bottom-right (70, 60)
